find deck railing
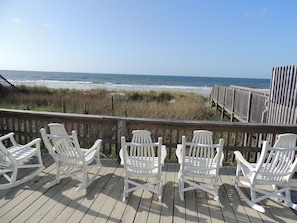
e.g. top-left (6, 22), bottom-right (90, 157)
top-left (1, 108), bottom-right (297, 164)
top-left (211, 85), bottom-right (269, 123)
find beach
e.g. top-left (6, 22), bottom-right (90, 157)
top-left (1, 70), bottom-right (270, 95)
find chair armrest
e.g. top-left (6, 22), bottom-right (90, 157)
top-left (0, 132), bottom-right (19, 147)
top-left (234, 151), bottom-right (255, 171)
top-left (84, 139), bottom-right (102, 156)
top-left (119, 148), bottom-right (124, 165)
top-left (161, 145), bottom-right (167, 164)
top-left (0, 132), bottom-right (15, 142)
top-left (176, 144), bottom-right (182, 164)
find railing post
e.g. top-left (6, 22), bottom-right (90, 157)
top-left (231, 88), bottom-right (235, 122)
top-left (246, 92), bottom-right (252, 122)
top-left (62, 101), bottom-right (66, 113)
top-left (220, 87), bottom-right (227, 121)
top-left (117, 119), bottom-right (126, 161)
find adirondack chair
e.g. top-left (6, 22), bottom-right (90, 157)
top-left (0, 132), bottom-right (44, 189)
top-left (119, 130), bottom-right (166, 202)
top-left (234, 133), bottom-right (297, 212)
top-left (40, 123), bottom-right (102, 191)
top-left (176, 130), bottom-right (224, 203)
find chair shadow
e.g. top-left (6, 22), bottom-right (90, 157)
top-left (1, 159), bottom-right (296, 223)
top-left (220, 182), bottom-right (296, 223)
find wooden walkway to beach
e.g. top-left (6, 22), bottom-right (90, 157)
top-left (0, 155), bottom-right (297, 223)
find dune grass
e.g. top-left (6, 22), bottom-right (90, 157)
top-left (0, 85), bottom-right (219, 121)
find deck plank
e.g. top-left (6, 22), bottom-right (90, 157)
top-left (160, 163), bottom-right (177, 223)
top-left (81, 160), bottom-right (123, 222)
top-left (219, 167), bottom-right (250, 223)
top-left (172, 163), bottom-right (187, 223)
top-left (0, 155), bottom-right (296, 223)
top-left (94, 166), bottom-right (125, 223)
top-left (146, 164), bottom-right (168, 222)
top-left (63, 160), bottom-right (118, 223)
top-left (51, 160), bottom-right (114, 223)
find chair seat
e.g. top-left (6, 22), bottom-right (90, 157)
top-left (183, 157), bottom-right (217, 176)
top-left (7, 145), bottom-right (38, 163)
top-left (125, 156), bottom-right (160, 176)
top-left (241, 163), bottom-right (291, 185)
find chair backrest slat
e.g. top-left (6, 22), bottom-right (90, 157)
top-left (130, 130), bottom-right (155, 169)
top-left (42, 123), bottom-right (84, 165)
top-left (122, 130), bottom-right (162, 176)
top-left (182, 130), bottom-right (223, 176)
top-left (256, 134), bottom-right (297, 182)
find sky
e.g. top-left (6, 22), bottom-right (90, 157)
top-left (0, 1), bottom-right (296, 79)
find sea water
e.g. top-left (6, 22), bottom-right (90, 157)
top-left (0, 70), bottom-right (270, 94)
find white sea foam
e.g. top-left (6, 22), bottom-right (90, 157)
top-left (9, 79), bottom-right (212, 94)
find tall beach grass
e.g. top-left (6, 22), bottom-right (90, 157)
top-left (1, 85), bottom-right (219, 121)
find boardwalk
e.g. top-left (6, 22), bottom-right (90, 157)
top-left (0, 155), bottom-right (296, 223)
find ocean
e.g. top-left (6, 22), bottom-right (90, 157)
top-left (0, 70), bottom-right (271, 95)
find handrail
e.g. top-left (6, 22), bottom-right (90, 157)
top-left (210, 85), bottom-right (269, 123)
top-left (1, 108), bottom-right (297, 164)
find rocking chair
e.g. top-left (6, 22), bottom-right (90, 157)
top-left (119, 130), bottom-right (166, 202)
top-left (40, 123), bottom-right (102, 191)
top-left (234, 133), bottom-right (297, 212)
top-left (176, 130), bottom-right (224, 203)
top-left (0, 132), bottom-right (44, 189)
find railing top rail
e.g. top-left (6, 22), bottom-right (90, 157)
top-left (1, 108), bottom-right (297, 134)
top-left (230, 85), bottom-right (270, 96)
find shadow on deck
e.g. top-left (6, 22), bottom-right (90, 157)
top-left (0, 155), bottom-right (296, 223)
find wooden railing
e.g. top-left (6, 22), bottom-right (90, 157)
top-left (210, 85), bottom-right (269, 123)
top-left (1, 108), bottom-right (297, 164)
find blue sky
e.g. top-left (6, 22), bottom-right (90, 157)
top-left (0, 1), bottom-right (296, 78)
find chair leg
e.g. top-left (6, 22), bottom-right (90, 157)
top-left (36, 150), bottom-right (43, 167)
top-left (214, 181), bottom-right (220, 205)
top-left (11, 166), bottom-right (18, 183)
top-left (44, 163), bottom-right (62, 189)
top-left (0, 165), bottom-right (44, 190)
top-left (234, 181), bottom-right (266, 213)
top-left (123, 178), bottom-right (128, 202)
top-left (250, 186), bottom-right (257, 204)
top-left (158, 178), bottom-right (162, 202)
top-left (179, 176), bottom-right (184, 201)
top-left (234, 164), bottom-right (241, 186)
top-left (76, 165), bottom-right (102, 191)
top-left (272, 184), bottom-right (283, 202)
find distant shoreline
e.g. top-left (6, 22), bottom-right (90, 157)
top-left (9, 80), bottom-right (213, 95)
top-left (1, 70), bottom-right (271, 95)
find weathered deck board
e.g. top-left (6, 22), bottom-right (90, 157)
top-left (0, 155), bottom-right (296, 223)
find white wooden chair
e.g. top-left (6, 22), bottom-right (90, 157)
top-left (0, 132), bottom-right (44, 189)
top-left (40, 123), bottom-right (102, 191)
top-left (119, 130), bottom-right (166, 202)
top-left (234, 133), bottom-right (297, 212)
top-left (176, 130), bottom-right (224, 203)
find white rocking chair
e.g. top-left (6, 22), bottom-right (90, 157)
top-left (0, 132), bottom-right (44, 190)
top-left (176, 130), bottom-right (224, 203)
top-left (119, 130), bottom-right (166, 202)
top-left (40, 123), bottom-right (102, 191)
top-left (234, 133), bottom-right (297, 212)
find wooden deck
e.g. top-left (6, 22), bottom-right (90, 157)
top-left (1, 155), bottom-right (297, 223)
